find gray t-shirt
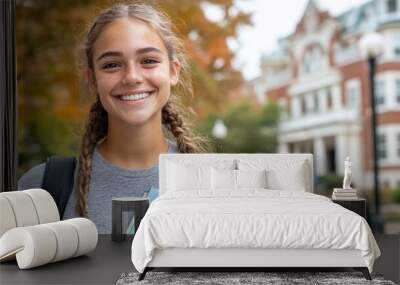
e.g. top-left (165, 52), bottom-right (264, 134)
top-left (18, 140), bottom-right (179, 234)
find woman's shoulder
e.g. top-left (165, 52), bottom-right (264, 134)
top-left (17, 162), bottom-right (46, 190)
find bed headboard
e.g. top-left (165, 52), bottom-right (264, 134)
top-left (159, 153), bottom-right (314, 195)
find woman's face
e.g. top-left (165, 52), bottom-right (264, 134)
top-left (90, 18), bottom-right (180, 127)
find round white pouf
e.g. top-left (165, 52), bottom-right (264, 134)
top-left (42, 221), bottom-right (79, 262)
top-left (65, 218), bottom-right (98, 257)
top-left (24, 189), bottom-right (60, 223)
top-left (0, 191), bottom-right (39, 228)
top-left (0, 189), bottom-right (60, 238)
top-left (0, 225), bottom-right (57, 269)
top-left (0, 196), bottom-right (17, 237)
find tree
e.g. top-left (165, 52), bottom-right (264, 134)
top-left (156, 0), bottom-right (251, 115)
top-left (196, 100), bottom-right (281, 153)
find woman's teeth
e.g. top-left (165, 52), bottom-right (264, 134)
top-left (119, 92), bottom-right (152, 101)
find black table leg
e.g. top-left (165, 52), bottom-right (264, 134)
top-left (134, 201), bottom-right (149, 234)
top-left (112, 201), bottom-right (123, 242)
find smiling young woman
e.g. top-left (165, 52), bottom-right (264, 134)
top-left (17, 2), bottom-right (208, 234)
top-left (91, 18), bottom-right (181, 170)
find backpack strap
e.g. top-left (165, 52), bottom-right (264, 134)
top-left (41, 156), bottom-right (77, 218)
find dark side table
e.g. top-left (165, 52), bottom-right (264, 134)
top-left (112, 197), bottom-right (149, 242)
top-left (332, 198), bottom-right (366, 219)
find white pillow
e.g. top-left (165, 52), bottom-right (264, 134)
top-left (236, 169), bottom-right (267, 189)
top-left (237, 159), bottom-right (309, 191)
top-left (211, 168), bottom-right (236, 190)
top-left (167, 162), bottom-right (211, 191)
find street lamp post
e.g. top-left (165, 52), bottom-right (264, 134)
top-left (212, 119), bottom-right (227, 152)
top-left (359, 32), bottom-right (384, 233)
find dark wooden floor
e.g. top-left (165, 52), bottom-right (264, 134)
top-left (373, 234), bottom-right (400, 284)
top-left (0, 234), bottom-right (398, 284)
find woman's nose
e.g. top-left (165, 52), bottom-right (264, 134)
top-left (122, 64), bottom-right (143, 85)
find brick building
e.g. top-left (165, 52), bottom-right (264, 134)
top-left (253, 0), bottom-right (400, 190)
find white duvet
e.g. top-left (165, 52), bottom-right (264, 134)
top-left (131, 190), bottom-right (380, 273)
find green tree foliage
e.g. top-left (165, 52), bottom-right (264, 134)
top-left (196, 101), bottom-right (281, 153)
top-left (16, 0), bottom-right (251, 175)
top-left (315, 175), bottom-right (344, 197)
top-left (393, 187), bottom-right (400, 204)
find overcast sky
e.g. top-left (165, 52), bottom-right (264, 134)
top-left (204, 0), bottom-right (370, 80)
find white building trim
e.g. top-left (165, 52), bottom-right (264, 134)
top-left (288, 69), bottom-right (341, 96)
top-left (280, 109), bottom-right (359, 133)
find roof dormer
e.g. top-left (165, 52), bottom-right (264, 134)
top-left (294, 0), bottom-right (333, 36)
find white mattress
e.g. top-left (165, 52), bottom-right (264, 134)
top-left (131, 190), bottom-right (380, 273)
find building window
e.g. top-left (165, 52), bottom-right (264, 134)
top-left (305, 94), bottom-right (314, 114)
top-left (394, 46), bottom-right (400, 57)
top-left (397, 133), bottom-right (400, 157)
top-left (327, 90), bottom-right (332, 109)
top-left (387, 0), bottom-right (397, 13)
top-left (346, 80), bottom-right (360, 109)
top-left (377, 134), bottom-right (387, 160)
top-left (301, 97), bottom-right (307, 115)
top-left (396, 79), bottom-right (400, 103)
top-left (302, 46), bottom-right (324, 74)
top-left (392, 33), bottom-right (400, 57)
top-left (375, 80), bottom-right (385, 106)
top-left (314, 93), bottom-right (319, 112)
top-left (303, 52), bottom-right (311, 74)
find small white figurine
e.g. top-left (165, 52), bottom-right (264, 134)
top-left (342, 156), bottom-right (352, 189)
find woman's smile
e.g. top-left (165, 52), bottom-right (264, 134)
top-left (113, 90), bottom-right (156, 106)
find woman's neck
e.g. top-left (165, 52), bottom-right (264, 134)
top-left (97, 115), bottom-right (169, 170)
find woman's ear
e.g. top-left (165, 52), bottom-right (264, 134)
top-left (170, 60), bottom-right (181, 86)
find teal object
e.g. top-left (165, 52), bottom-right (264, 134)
top-left (126, 213), bottom-right (135, 235)
top-left (126, 188), bottom-right (158, 235)
top-left (147, 187), bottom-right (159, 203)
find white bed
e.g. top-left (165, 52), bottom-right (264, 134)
top-left (131, 154), bottom-right (380, 280)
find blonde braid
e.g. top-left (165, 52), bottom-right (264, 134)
top-left (162, 101), bottom-right (207, 153)
top-left (76, 99), bottom-right (108, 217)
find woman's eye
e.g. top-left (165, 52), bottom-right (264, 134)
top-left (102, 62), bottom-right (120, 69)
top-left (142, 58), bottom-right (159, 65)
